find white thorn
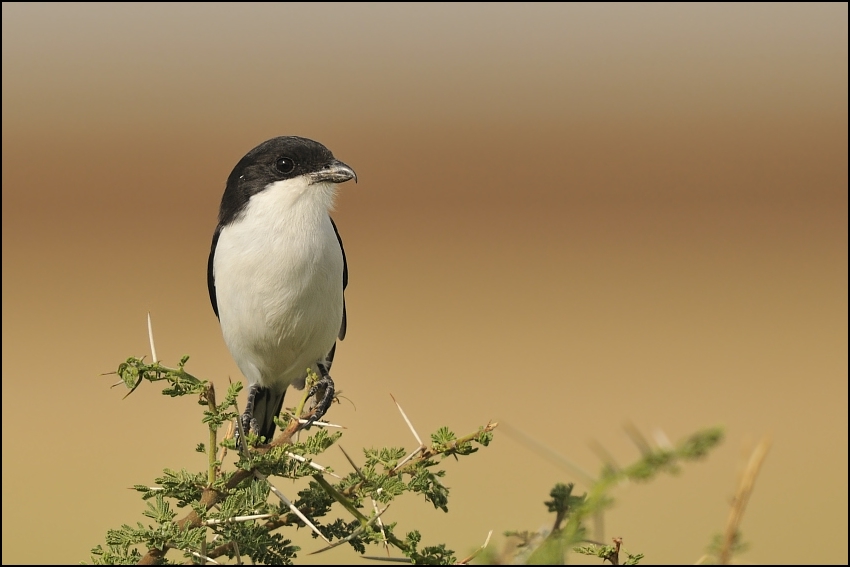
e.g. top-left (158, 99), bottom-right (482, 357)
top-left (286, 452), bottom-right (342, 479)
top-left (390, 394), bottom-right (423, 445)
top-left (187, 550), bottom-right (219, 565)
top-left (653, 428), bottom-right (673, 450)
top-left (371, 497), bottom-right (388, 551)
top-left (204, 513), bottom-right (274, 526)
top-left (295, 418), bottom-right (344, 429)
top-left (168, 544), bottom-right (220, 565)
top-left (392, 445), bottom-right (425, 472)
top-left (147, 312), bottom-right (158, 363)
top-left (255, 470), bottom-right (330, 543)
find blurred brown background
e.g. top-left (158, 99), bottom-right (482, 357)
top-left (2, 3), bottom-right (847, 564)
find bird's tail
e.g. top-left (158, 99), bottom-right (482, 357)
top-left (252, 386), bottom-right (287, 441)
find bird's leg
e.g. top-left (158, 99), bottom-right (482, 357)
top-left (241, 383), bottom-right (262, 436)
top-left (302, 363), bottom-right (335, 429)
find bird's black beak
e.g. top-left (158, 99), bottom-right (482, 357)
top-left (310, 160), bottom-right (357, 185)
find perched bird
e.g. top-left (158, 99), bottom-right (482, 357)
top-left (208, 136), bottom-right (355, 441)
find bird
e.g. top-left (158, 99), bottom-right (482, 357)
top-left (208, 136), bottom-right (355, 441)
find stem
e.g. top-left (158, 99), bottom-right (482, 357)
top-left (313, 475), bottom-right (366, 523)
top-left (205, 383), bottom-right (217, 487)
top-left (719, 438), bottom-right (770, 564)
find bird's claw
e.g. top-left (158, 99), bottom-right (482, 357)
top-left (301, 364), bottom-right (335, 429)
top-left (236, 383), bottom-right (263, 446)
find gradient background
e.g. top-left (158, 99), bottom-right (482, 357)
top-left (2, 3), bottom-right (847, 564)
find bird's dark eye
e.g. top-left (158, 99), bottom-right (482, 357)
top-left (274, 157), bottom-right (295, 174)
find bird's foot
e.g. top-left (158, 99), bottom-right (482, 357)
top-left (236, 383), bottom-right (262, 446)
top-left (239, 412), bottom-right (261, 438)
top-left (302, 363), bottom-right (335, 429)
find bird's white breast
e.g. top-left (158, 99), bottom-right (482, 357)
top-left (213, 177), bottom-right (343, 391)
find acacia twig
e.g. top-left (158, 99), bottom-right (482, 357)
top-left (718, 437), bottom-right (771, 565)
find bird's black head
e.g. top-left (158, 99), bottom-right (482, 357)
top-left (218, 136), bottom-right (356, 226)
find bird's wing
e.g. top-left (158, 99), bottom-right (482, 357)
top-left (330, 216), bottom-right (347, 340)
top-left (208, 225), bottom-right (221, 319)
